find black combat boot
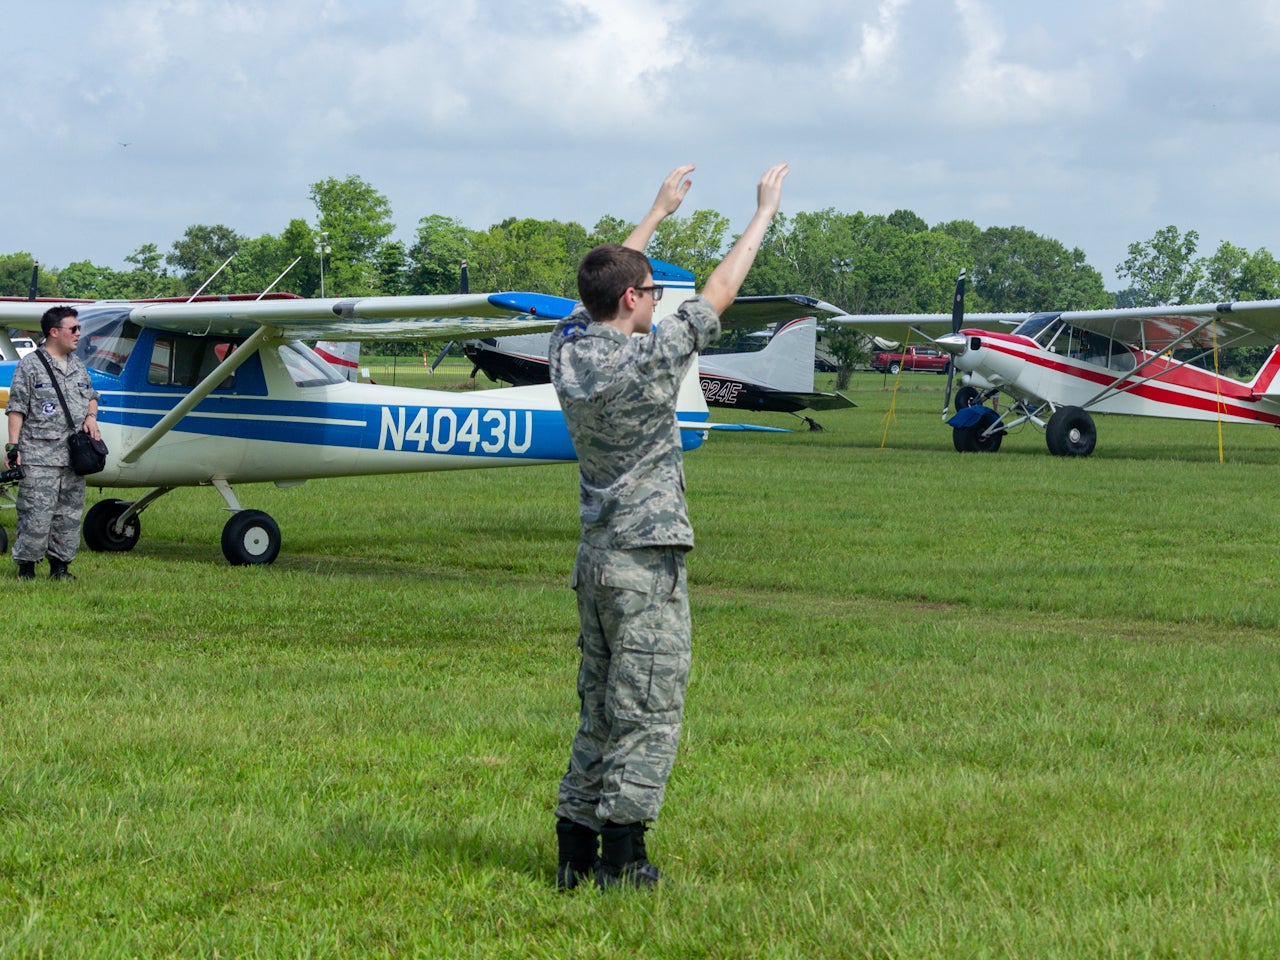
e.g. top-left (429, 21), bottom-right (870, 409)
top-left (596, 820), bottom-right (661, 890)
top-left (16, 561), bottom-right (35, 581)
top-left (48, 556), bottom-right (76, 581)
top-left (555, 818), bottom-right (600, 891)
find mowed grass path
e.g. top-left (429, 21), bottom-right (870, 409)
top-left (4, 370), bottom-right (1280, 957)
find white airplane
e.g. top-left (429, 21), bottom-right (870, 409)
top-left (840, 274), bottom-right (1280, 456)
top-left (458, 309), bottom-right (855, 429)
top-left (0, 267), bottom-right (763, 564)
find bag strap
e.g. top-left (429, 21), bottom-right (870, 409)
top-left (35, 349), bottom-right (77, 430)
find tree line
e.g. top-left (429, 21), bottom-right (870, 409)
top-left (5, 175), bottom-right (1279, 364)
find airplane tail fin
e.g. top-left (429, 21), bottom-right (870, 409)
top-left (650, 259), bottom-right (698, 323)
top-left (1249, 344), bottom-right (1280, 396)
top-left (698, 317), bottom-right (818, 394)
top-left (315, 341), bottom-right (362, 382)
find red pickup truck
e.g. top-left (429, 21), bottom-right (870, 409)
top-left (870, 345), bottom-right (951, 374)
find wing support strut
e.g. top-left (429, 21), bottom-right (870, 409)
top-left (121, 324), bottom-right (276, 464)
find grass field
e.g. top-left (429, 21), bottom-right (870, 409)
top-left (5, 365), bottom-right (1280, 957)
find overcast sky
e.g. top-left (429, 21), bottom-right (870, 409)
top-left (6, 0), bottom-right (1280, 293)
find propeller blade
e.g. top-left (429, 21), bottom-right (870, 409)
top-left (28, 262), bottom-right (38, 301)
top-left (459, 260), bottom-right (469, 295)
top-left (942, 269), bottom-right (966, 417)
top-left (430, 342), bottom-right (453, 372)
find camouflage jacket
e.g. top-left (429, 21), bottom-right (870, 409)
top-left (549, 295), bottom-right (721, 550)
top-left (6, 348), bottom-right (99, 467)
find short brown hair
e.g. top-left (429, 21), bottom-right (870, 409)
top-left (41, 305), bottom-right (79, 336)
top-left (577, 244), bottom-right (650, 321)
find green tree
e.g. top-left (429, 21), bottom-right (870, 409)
top-left (469, 218), bottom-right (587, 297)
top-left (408, 215), bottom-right (476, 295)
top-left (1116, 226), bottom-right (1202, 306)
top-left (971, 226), bottom-right (1109, 311)
top-left (57, 260), bottom-right (130, 299)
top-left (119, 243), bottom-right (182, 299)
top-left (0, 252), bottom-right (60, 298)
top-left (167, 224), bottom-right (245, 294)
top-left (309, 175), bottom-right (396, 296)
top-left (648, 210), bottom-right (730, 286)
top-left (590, 215), bottom-right (634, 246)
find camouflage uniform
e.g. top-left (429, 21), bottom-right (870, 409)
top-left (6, 348), bottom-right (98, 564)
top-left (550, 295), bottom-right (721, 829)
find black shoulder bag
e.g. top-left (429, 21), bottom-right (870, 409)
top-left (35, 350), bottom-right (108, 476)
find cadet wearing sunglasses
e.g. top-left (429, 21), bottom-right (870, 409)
top-left (5, 305), bottom-right (101, 580)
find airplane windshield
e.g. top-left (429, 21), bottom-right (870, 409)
top-left (278, 342), bottom-right (344, 387)
top-left (75, 307), bottom-right (141, 377)
top-left (1014, 314), bottom-right (1136, 373)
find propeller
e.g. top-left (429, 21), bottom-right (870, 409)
top-left (430, 260), bottom-right (470, 374)
top-left (939, 269), bottom-right (966, 418)
top-left (28, 262), bottom-right (39, 301)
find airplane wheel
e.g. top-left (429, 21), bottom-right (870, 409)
top-left (1046, 406), bottom-right (1096, 457)
top-left (221, 509), bottom-right (281, 565)
top-left (83, 498), bottom-right (141, 552)
top-left (954, 386), bottom-right (980, 412)
top-left (952, 422), bottom-right (1004, 453)
top-left (0, 526), bottom-right (7, 555)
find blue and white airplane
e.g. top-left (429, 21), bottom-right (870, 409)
top-left (0, 261), bottom-right (758, 565)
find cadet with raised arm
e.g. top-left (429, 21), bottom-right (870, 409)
top-left (550, 162), bottom-right (789, 890)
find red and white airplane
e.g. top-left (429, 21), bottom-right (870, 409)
top-left (841, 274), bottom-right (1280, 456)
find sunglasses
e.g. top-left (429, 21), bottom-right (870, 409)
top-left (55, 325), bottom-right (82, 334)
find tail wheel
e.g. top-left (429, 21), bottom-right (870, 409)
top-left (83, 498), bottom-right (142, 552)
top-left (221, 510), bottom-right (281, 565)
top-left (1046, 406), bottom-right (1096, 457)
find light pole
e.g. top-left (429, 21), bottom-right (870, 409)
top-left (315, 231), bottom-right (331, 298)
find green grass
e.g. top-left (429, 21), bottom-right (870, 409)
top-left (5, 372), bottom-right (1280, 957)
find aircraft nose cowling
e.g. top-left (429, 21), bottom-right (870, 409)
top-left (936, 332), bottom-right (967, 356)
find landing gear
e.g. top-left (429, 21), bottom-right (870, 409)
top-left (1046, 406), bottom-right (1096, 457)
top-left (83, 498), bottom-right (142, 552)
top-left (221, 509), bottom-right (281, 565)
top-left (952, 420), bottom-right (1004, 453)
top-left (954, 385), bottom-right (980, 412)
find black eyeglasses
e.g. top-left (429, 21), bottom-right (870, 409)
top-left (634, 285), bottom-right (664, 302)
top-left (56, 325), bottom-right (81, 334)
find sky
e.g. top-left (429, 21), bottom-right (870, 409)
top-left (6, 0), bottom-right (1280, 293)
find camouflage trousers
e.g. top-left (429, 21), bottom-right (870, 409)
top-left (556, 542), bottom-right (691, 829)
top-left (12, 465), bottom-right (86, 564)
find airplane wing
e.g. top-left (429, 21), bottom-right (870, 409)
top-left (0, 292), bottom-right (580, 341)
top-left (1053, 299), bottom-right (1280, 350)
top-left (770, 391), bottom-right (856, 411)
top-left (723, 295), bottom-right (851, 328)
top-left (827, 299), bottom-right (1280, 351)
top-left (824, 312), bottom-right (1027, 340)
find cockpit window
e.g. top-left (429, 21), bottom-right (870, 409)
top-left (278, 342), bottom-right (344, 387)
top-left (149, 337), bottom-right (239, 389)
top-left (75, 308), bottom-right (141, 377)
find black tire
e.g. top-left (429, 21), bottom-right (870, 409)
top-left (954, 386), bottom-right (980, 412)
top-left (83, 498), bottom-right (141, 552)
top-left (221, 509), bottom-right (281, 565)
top-left (952, 422), bottom-right (1004, 453)
top-left (1046, 406), bottom-right (1096, 457)
top-left (0, 526), bottom-right (7, 556)
top-left (888, 362), bottom-right (902, 375)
